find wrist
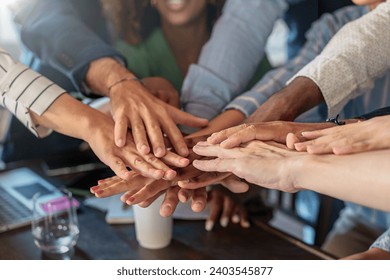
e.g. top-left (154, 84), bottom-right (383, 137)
top-left (284, 155), bottom-right (307, 192)
top-left (272, 77), bottom-right (324, 121)
top-left (86, 57), bottom-right (137, 96)
top-left (81, 109), bottom-right (113, 143)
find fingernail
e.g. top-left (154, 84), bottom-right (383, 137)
top-left (180, 158), bottom-right (189, 165)
top-left (164, 170), bottom-right (176, 180)
top-left (179, 179), bottom-right (190, 186)
top-left (154, 170), bottom-right (164, 178)
top-left (90, 186), bottom-right (100, 193)
top-left (180, 147), bottom-right (189, 156)
top-left (242, 221), bottom-right (250, 228)
top-left (220, 217), bottom-right (229, 228)
top-left (97, 179), bottom-right (105, 184)
top-left (178, 193), bottom-right (188, 203)
top-left (193, 202), bottom-right (204, 212)
top-left (126, 197), bottom-right (135, 204)
top-left (205, 220), bottom-right (214, 231)
top-left (116, 139), bottom-right (123, 147)
top-left (140, 144), bottom-right (149, 154)
top-left (155, 147), bottom-right (164, 157)
top-left (95, 190), bottom-right (104, 196)
top-left (232, 214), bottom-right (240, 223)
top-left (161, 205), bottom-right (172, 216)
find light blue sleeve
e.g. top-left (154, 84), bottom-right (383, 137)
top-left (181, 0), bottom-right (287, 121)
top-left (224, 5), bottom-right (367, 117)
top-left (371, 227), bottom-right (390, 252)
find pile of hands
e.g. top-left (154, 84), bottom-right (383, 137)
top-left (89, 77), bottom-right (251, 230)
top-left (89, 130), bottom-right (252, 230)
top-left (88, 74), bottom-right (390, 231)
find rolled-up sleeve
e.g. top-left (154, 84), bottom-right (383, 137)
top-left (0, 49), bottom-right (65, 137)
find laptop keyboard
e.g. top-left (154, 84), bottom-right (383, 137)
top-left (0, 187), bottom-right (32, 232)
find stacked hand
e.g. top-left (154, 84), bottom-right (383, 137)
top-left (291, 116), bottom-right (390, 154)
top-left (90, 130), bottom-right (250, 229)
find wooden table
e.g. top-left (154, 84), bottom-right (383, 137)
top-left (0, 159), bottom-right (333, 260)
top-left (0, 205), bottom-right (332, 260)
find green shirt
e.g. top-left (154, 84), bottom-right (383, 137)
top-left (116, 28), bottom-right (271, 92)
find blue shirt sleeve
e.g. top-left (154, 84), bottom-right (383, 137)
top-left (224, 5), bottom-right (367, 117)
top-left (13, 0), bottom-right (124, 93)
top-left (181, 0), bottom-right (287, 121)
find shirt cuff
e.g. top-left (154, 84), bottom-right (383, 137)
top-left (224, 90), bottom-right (269, 117)
top-left (181, 64), bottom-right (233, 120)
top-left (370, 228), bottom-right (390, 252)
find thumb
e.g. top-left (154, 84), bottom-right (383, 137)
top-left (286, 132), bottom-right (307, 150)
top-left (169, 106), bottom-right (208, 128)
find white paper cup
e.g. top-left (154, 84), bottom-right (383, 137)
top-left (133, 195), bottom-right (173, 249)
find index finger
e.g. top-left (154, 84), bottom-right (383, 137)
top-left (207, 125), bottom-right (244, 144)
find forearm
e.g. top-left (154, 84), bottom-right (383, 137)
top-left (13, 0), bottom-right (123, 92)
top-left (85, 57), bottom-right (137, 96)
top-left (225, 6), bottom-right (363, 119)
top-left (0, 49), bottom-right (65, 137)
top-left (290, 1), bottom-right (390, 117)
top-left (292, 150), bottom-right (390, 211)
top-left (189, 109), bottom-right (245, 138)
top-left (31, 94), bottom-right (107, 142)
top-left (247, 76), bottom-right (323, 122)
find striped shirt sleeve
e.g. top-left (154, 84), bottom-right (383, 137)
top-left (0, 48), bottom-right (66, 137)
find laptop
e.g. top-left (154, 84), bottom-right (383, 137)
top-left (0, 168), bottom-right (66, 233)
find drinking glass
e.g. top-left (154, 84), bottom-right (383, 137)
top-left (32, 191), bottom-right (79, 256)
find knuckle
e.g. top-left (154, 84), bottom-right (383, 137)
top-left (132, 122), bottom-right (144, 132)
top-left (132, 157), bottom-right (143, 166)
top-left (145, 154), bottom-right (158, 163)
top-left (149, 123), bottom-right (161, 131)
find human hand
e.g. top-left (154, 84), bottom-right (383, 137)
top-left (90, 173), bottom-right (170, 201)
top-left (342, 247), bottom-right (390, 260)
top-left (207, 121), bottom-right (334, 148)
top-left (158, 187), bottom-right (208, 217)
top-left (192, 140), bottom-right (305, 193)
top-left (178, 173), bottom-right (249, 193)
top-left (293, 116), bottom-right (390, 154)
top-left (109, 82), bottom-right (207, 156)
top-left (89, 147), bottom-right (207, 202)
top-left (86, 58), bottom-right (208, 157)
top-left (245, 77), bottom-right (324, 123)
top-left (141, 77), bottom-right (180, 108)
top-left (205, 188), bottom-right (250, 231)
top-left (131, 186), bottom-right (208, 217)
top-left (90, 174), bottom-right (208, 217)
top-left (173, 146), bottom-right (249, 193)
top-left (83, 111), bottom-right (190, 180)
